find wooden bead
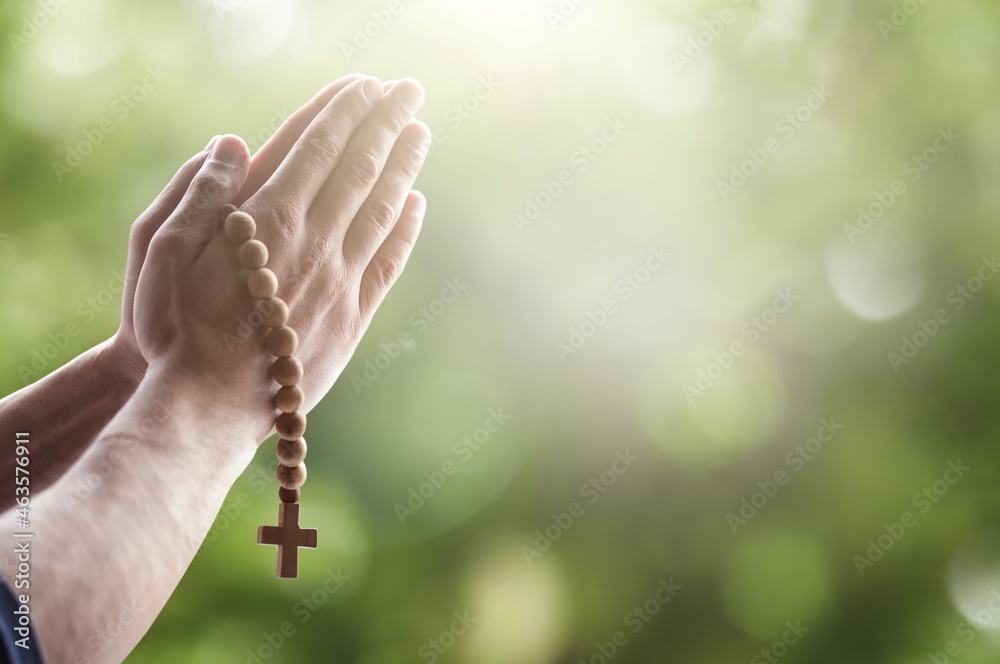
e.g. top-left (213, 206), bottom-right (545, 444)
top-left (276, 438), bottom-right (307, 466)
top-left (279, 487), bottom-right (300, 504)
top-left (276, 462), bottom-right (307, 490)
top-left (262, 298), bottom-right (289, 328)
top-left (272, 357), bottom-right (303, 386)
top-left (265, 326), bottom-right (298, 357)
top-left (218, 204), bottom-right (238, 230)
top-left (224, 211), bottom-right (256, 243)
top-left (238, 240), bottom-right (268, 269)
top-left (276, 412), bottom-right (307, 439)
top-left (275, 385), bottom-right (304, 413)
top-left (248, 268), bottom-right (278, 299)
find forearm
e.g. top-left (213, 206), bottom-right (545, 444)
top-left (0, 363), bottom-right (261, 663)
top-left (0, 339), bottom-right (139, 510)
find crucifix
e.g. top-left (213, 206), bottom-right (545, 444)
top-left (257, 503), bottom-right (318, 578)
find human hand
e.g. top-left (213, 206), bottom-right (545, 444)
top-left (102, 74), bottom-right (369, 391)
top-left (132, 76), bottom-right (430, 447)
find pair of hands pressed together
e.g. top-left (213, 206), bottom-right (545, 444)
top-left (0, 73), bottom-right (430, 663)
top-left (124, 74), bottom-right (430, 446)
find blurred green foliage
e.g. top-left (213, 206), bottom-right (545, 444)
top-left (3, 0), bottom-right (1000, 662)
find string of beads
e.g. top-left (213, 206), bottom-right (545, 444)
top-left (222, 207), bottom-right (317, 578)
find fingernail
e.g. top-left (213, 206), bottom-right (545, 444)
top-left (204, 135), bottom-right (220, 151)
top-left (399, 80), bottom-right (425, 113)
top-left (412, 191), bottom-right (427, 215)
top-left (362, 77), bottom-right (383, 104)
top-left (211, 135), bottom-right (245, 165)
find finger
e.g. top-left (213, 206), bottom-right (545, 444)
top-left (235, 74), bottom-right (364, 206)
top-left (159, 134), bottom-right (250, 249)
top-left (310, 78), bottom-right (425, 237)
top-left (358, 190), bottom-right (426, 320)
top-left (253, 77), bottom-right (383, 215)
top-left (342, 121), bottom-right (430, 268)
top-left (129, 137), bottom-right (216, 266)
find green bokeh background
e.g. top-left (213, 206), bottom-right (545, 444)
top-left (2, 0), bottom-right (1000, 662)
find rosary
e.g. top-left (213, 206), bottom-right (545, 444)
top-left (223, 207), bottom-right (318, 578)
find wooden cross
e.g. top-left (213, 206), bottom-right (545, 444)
top-left (257, 503), bottom-right (318, 578)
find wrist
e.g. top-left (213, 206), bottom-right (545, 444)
top-left (143, 356), bottom-right (275, 451)
top-left (98, 333), bottom-right (147, 397)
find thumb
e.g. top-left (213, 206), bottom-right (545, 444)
top-left (169, 134), bottom-right (250, 245)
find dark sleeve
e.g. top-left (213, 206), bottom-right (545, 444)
top-left (0, 577), bottom-right (44, 664)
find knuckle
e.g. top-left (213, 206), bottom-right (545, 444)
top-left (373, 256), bottom-right (402, 287)
top-left (407, 120), bottom-right (432, 147)
top-left (129, 216), bottom-right (152, 245)
top-left (399, 147), bottom-right (426, 180)
top-left (188, 170), bottom-right (228, 209)
top-left (327, 269), bottom-right (353, 305)
top-left (368, 199), bottom-right (397, 232)
top-left (303, 133), bottom-right (341, 166)
top-left (396, 218), bottom-right (422, 246)
top-left (249, 195), bottom-right (303, 243)
top-left (148, 227), bottom-right (189, 258)
top-left (384, 109), bottom-right (409, 135)
top-left (397, 125), bottom-right (430, 179)
top-left (269, 207), bottom-right (299, 242)
top-left (348, 150), bottom-right (381, 189)
top-left (302, 236), bottom-right (338, 278)
top-left (283, 239), bottom-right (349, 306)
